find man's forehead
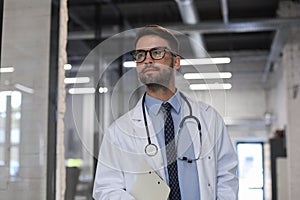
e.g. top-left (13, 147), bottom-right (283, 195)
top-left (136, 35), bottom-right (170, 49)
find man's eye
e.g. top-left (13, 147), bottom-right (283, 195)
top-left (136, 52), bottom-right (145, 59)
top-left (152, 50), bottom-right (163, 56)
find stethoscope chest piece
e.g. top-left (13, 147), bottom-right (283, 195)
top-left (145, 143), bottom-right (158, 156)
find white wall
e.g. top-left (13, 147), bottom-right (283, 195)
top-left (268, 33), bottom-right (300, 200)
top-left (270, 2), bottom-right (300, 199)
top-left (267, 63), bottom-right (287, 134)
top-left (283, 33), bottom-right (300, 200)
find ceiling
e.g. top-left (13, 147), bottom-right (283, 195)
top-left (66, 0), bottom-right (300, 90)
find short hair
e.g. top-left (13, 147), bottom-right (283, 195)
top-left (134, 25), bottom-right (179, 54)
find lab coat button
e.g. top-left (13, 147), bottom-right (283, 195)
top-left (208, 183), bottom-right (211, 187)
top-left (208, 156), bottom-right (211, 159)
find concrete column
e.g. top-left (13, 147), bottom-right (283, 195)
top-left (278, 2), bottom-right (300, 199)
top-left (282, 33), bottom-right (300, 200)
top-left (56, 0), bottom-right (68, 199)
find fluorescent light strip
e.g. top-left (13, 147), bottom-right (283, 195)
top-left (181, 57), bottom-right (231, 65)
top-left (189, 83), bottom-right (232, 90)
top-left (0, 67), bottom-right (14, 73)
top-left (64, 77), bottom-right (90, 84)
top-left (123, 61), bottom-right (135, 68)
top-left (15, 84), bottom-right (34, 94)
top-left (68, 88), bottom-right (95, 94)
top-left (184, 72), bottom-right (232, 80)
top-left (123, 57), bottom-right (230, 68)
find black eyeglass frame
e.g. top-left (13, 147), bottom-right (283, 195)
top-left (130, 46), bottom-right (178, 63)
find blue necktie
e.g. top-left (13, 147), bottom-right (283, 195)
top-left (161, 102), bottom-right (181, 200)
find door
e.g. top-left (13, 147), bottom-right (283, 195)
top-left (237, 142), bottom-right (264, 200)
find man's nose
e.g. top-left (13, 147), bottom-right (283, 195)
top-left (143, 51), bottom-right (153, 63)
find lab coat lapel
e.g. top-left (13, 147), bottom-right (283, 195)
top-left (186, 98), bottom-right (215, 199)
top-left (130, 98), bottom-right (166, 180)
top-left (179, 98), bottom-right (213, 199)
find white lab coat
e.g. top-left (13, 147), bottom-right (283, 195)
top-left (93, 95), bottom-right (238, 200)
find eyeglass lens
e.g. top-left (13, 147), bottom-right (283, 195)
top-left (132, 47), bottom-right (167, 63)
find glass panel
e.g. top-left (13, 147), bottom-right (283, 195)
top-left (1, 1), bottom-right (52, 199)
top-left (10, 146), bottom-right (19, 176)
top-left (0, 93), bottom-right (7, 143)
top-left (11, 111), bottom-right (21, 127)
top-left (0, 92), bottom-right (7, 113)
top-left (10, 91), bottom-right (22, 110)
top-left (11, 128), bottom-right (20, 144)
top-left (11, 92), bottom-right (21, 145)
top-left (0, 127), bottom-right (5, 143)
top-left (0, 146), bottom-right (5, 166)
top-left (237, 143), bottom-right (264, 200)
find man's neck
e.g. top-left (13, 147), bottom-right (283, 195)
top-left (145, 84), bottom-right (176, 102)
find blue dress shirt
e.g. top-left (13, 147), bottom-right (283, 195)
top-left (145, 91), bottom-right (200, 200)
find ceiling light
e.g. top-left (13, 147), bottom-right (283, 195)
top-left (123, 61), bottom-right (135, 68)
top-left (99, 87), bottom-right (108, 93)
top-left (15, 84), bottom-right (34, 94)
top-left (181, 57), bottom-right (231, 65)
top-left (189, 83), bottom-right (232, 90)
top-left (0, 67), bottom-right (14, 73)
top-left (123, 57), bottom-right (231, 68)
top-left (184, 72), bottom-right (232, 79)
top-left (68, 87), bottom-right (95, 94)
top-left (64, 77), bottom-right (90, 84)
top-left (64, 64), bottom-right (72, 70)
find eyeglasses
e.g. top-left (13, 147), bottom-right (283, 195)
top-left (130, 46), bottom-right (177, 63)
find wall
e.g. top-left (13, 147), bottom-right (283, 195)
top-left (283, 30), bottom-right (300, 200)
top-left (270, 28), bottom-right (300, 200)
top-left (271, 2), bottom-right (300, 199)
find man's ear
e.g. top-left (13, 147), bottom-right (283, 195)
top-left (173, 55), bottom-right (181, 71)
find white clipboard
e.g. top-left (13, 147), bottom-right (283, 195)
top-left (131, 160), bottom-right (170, 200)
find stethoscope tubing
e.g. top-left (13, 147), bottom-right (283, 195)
top-left (142, 92), bottom-right (202, 158)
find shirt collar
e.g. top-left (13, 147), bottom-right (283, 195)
top-left (144, 90), bottom-right (181, 116)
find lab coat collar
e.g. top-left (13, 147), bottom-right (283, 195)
top-left (144, 91), bottom-right (181, 116)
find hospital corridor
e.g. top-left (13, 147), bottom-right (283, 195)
top-left (0, 0), bottom-right (300, 199)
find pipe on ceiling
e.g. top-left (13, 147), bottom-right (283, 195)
top-left (220, 0), bottom-right (229, 24)
top-left (175, 0), bottom-right (206, 57)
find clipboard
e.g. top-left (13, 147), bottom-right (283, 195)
top-left (131, 160), bottom-right (170, 200)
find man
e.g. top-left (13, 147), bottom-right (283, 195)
top-left (93, 25), bottom-right (238, 200)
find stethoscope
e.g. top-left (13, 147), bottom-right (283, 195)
top-left (142, 92), bottom-right (202, 163)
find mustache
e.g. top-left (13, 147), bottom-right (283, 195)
top-left (141, 65), bottom-right (160, 73)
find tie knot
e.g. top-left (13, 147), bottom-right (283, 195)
top-left (161, 102), bottom-right (172, 112)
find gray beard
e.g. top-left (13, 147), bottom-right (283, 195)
top-left (139, 59), bottom-right (174, 90)
top-left (140, 69), bottom-right (172, 86)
